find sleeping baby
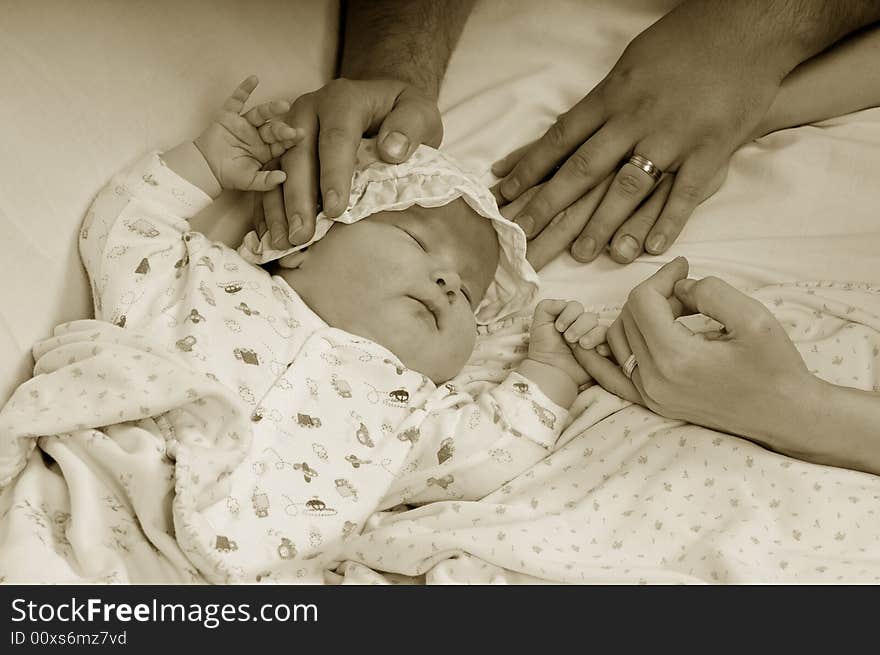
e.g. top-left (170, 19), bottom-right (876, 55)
top-left (78, 77), bottom-right (604, 581)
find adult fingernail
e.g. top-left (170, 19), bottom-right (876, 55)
top-left (383, 132), bottom-right (409, 159)
top-left (500, 177), bottom-right (520, 199)
top-left (325, 189), bottom-right (340, 213)
top-left (572, 236), bottom-right (596, 261)
top-left (516, 213), bottom-right (533, 236)
top-left (615, 235), bottom-right (639, 261)
top-left (647, 234), bottom-right (667, 253)
top-left (288, 214), bottom-right (302, 241)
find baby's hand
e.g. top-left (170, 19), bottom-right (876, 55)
top-left (194, 75), bottom-right (303, 192)
top-left (528, 299), bottom-right (605, 387)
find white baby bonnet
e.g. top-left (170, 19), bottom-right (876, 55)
top-left (238, 138), bottom-right (539, 324)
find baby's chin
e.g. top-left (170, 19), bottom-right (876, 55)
top-left (371, 330), bottom-right (474, 384)
top-left (398, 350), bottom-right (470, 385)
top-left (298, 291), bottom-right (474, 383)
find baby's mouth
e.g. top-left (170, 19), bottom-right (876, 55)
top-left (408, 295), bottom-right (439, 329)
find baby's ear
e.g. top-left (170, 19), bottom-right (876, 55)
top-left (277, 248), bottom-right (309, 269)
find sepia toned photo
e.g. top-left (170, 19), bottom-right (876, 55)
top-left (1, 0), bottom-right (879, 590)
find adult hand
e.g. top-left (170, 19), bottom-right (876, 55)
top-left (494, 1), bottom-right (788, 266)
top-left (493, 150), bottom-right (727, 271)
top-left (573, 258), bottom-right (813, 448)
top-left (254, 78), bottom-right (442, 249)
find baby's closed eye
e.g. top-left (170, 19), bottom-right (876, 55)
top-left (399, 224), bottom-right (475, 306)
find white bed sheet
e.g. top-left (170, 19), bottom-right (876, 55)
top-left (438, 0), bottom-right (880, 310)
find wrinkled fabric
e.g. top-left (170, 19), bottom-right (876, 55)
top-left (0, 152), bottom-right (562, 583)
top-left (335, 280), bottom-right (880, 584)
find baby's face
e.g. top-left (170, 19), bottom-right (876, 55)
top-left (283, 199), bottom-right (500, 382)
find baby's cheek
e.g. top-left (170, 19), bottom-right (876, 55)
top-left (447, 312), bottom-right (478, 364)
top-left (403, 324), bottom-right (474, 383)
top-left (374, 309), bottom-right (433, 367)
top-left (357, 305), bottom-right (478, 383)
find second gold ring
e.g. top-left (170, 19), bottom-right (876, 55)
top-left (627, 154), bottom-right (663, 182)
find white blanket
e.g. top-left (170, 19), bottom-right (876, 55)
top-left (2, 281), bottom-right (878, 584)
top-left (0, 320), bottom-right (226, 583)
top-left (335, 280), bottom-right (880, 584)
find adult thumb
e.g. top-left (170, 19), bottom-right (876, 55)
top-left (376, 89), bottom-right (443, 163)
top-left (673, 276), bottom-right (771, 334)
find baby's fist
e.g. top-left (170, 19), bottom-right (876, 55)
top-left (528, 299), bottom-right (600, 386)
top-left (552, 301), bottom-right (607, 350)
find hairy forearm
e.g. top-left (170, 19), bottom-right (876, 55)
top-left (753, 24), bottom-right (880, 138)
top-left (768, 376), bottom-right (880, 477)
top-left (675, 0), bottom-right (880, 80)
top-left (339, 0), bottom-right (475, 99)
top-left (770, 0), bottom-right (880, 68)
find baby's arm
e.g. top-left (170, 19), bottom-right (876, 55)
top-left (382, 301), bottom-right (604, 506)
top-left (383, 372), bottom-right (570, 505)
top-left (79, 77), bottom-right (300, 326)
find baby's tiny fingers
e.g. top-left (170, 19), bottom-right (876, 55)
top-left (269, 142), bottom-right (287, 158)
top-left (268, 136), bottom-right (303, 158)
top-left (596, 343), bottom-right (612, 357)
top-left (533, 298), bottom-right (568, 323)
top-left (271, 123), bottom-right (300, 145)
top-left (222, 75), bottom-right (259, 114)
top-left (554, 301), bottom-right (584, 332)
top-left (269, 99), bottom-right (291, 115)
top-left (563, 312), bottom-right (599, 343)
top-left (275, 122), bottom-right (299, 140)
top-left (578, 324), bottom-right (607, 350)
top-left (257, 122), bottom-right (283, 144)
top-left (260, 121), bottom-right (300, 144)
top-left (244, 99), bottom-right (292, 127)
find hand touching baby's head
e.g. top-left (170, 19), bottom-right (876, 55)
top-left (239, 139), bottom-right (539, 383)
top-left (280, 199), bottom-right (500, 382)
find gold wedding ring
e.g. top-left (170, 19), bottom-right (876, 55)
top-left (622, 353), bottom-right (638, 379)
top-left (627, 154), bottom-right (663, 182)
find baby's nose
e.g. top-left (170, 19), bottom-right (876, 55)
top-left (432, 269), bottom-right (461, 300)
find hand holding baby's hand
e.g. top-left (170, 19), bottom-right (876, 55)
top-left (528, 299), bottom-right (605, 387)
top-left (194, 76), bottom-right (302, 192)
